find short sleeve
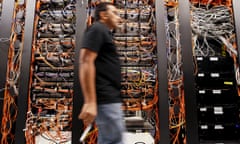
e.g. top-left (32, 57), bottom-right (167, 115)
top-left (81, 24), bottom-right (104, 52)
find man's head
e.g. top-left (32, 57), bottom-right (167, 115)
top-left (94, 2), bottom-right (121, 29)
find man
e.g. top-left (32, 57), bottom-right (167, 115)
top-left (78, 2), bottom-right (125, 144)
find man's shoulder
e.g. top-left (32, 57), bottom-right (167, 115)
top-left (90, 21), bottom-right (103, 28)
top-left (86, 22), bottom-right (104, 33)
top-left (91, 21), bottom-right (109, 31)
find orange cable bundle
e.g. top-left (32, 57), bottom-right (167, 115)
top-left (84, 124), bottom-right (98, 144)
top-left (190, 0), bottom-right (232, 6)
top-left (153, 104), bottom-right (160, 143)
top-left (165, 0), bottom-right (178, 7)
top-left (1, 0), bottom-right (25, 143)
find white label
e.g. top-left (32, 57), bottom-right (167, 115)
top-left (215, 125), bottom-right (224, 129)
top-left (210, 57), bottom-right (218, 61)
top-left (198, 73), bottom-right (204, 77)
top-left (200, 107), bottom-right (207, 111)
top-left (200, 125), bottom-right (208, 129)
top-left (199, 90), bottom-right (205, 94)
top-left (213, 90), bottom-right (221, 94)
top-left (211, 73), bottom-right (220, 77)
top-left (197, 57), bottom-right (203, 61)
top-left (214, 107), bottom-right (223, 114)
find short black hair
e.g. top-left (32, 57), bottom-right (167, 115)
top-left (94, 2), bottom-right (114, 21)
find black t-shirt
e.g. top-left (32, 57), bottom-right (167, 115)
top-left (81, 21), bottom-right (121, 104)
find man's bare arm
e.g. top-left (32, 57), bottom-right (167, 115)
top-left (79, 48), bottom-right (97, 103)
top-left (78, 48), bottom-right (97, 125)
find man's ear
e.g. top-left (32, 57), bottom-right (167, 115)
top-left (99, 11), bottom-right (108, 20)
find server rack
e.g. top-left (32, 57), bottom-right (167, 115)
top-left (16, 0), bottom-right (77, 144)
top-left (189, 0), bottom-right (240, 143)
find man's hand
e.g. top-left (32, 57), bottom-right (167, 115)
top-left (78, 103), bottom-right (97, 126)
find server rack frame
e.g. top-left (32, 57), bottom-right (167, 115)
top-left (178, 0), bottom-right (199, 144)
top-left (0, 0), bottom-right (16, 141)
top-left (155, 0), bottom-right (170, 143)
top-left (72, 0), bottom-right (88, 144)
top-left (72, 0), bottom-right (171, 143)
top-left (14, 0), bottom-right (36, 143)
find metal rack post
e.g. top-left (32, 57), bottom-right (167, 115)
top-left (72, 0), bottom-right (88, 143)
top-left (178, 0), bottom-right (199, 143)
top-left (0, 0), bottom-right (15, 141)
top-left (155, 0), bottom-right (170, 143)
top-left (14, 0), bottom-right (36, 143)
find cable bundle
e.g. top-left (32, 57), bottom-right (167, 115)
top-left (24, 0), bottom-right (76, 143)
top-left (1, 0), bottom-right (26, 143)
top-left (191, 4), bottom-right (236, 56)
